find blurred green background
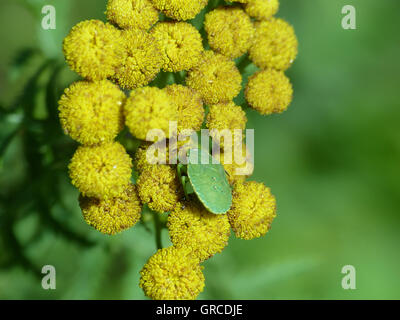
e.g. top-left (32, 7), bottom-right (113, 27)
top-left (1, 0), bottom-right (399, 299)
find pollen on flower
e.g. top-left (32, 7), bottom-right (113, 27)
top-left (106, 0), bottom-right (159, 30)
top-left (135, 141), bottom-right (170, 173)
top-left (79, 183), bottom-right (142, 235)
top-left (227, 181), bottom-right (276, 240)
top-left (249, 18), bottom-right (298, 71)
top-left (137, 164), bottom-right (183, 213)
top-left (216, 143), bottom-right (254, 185)
top-left (245, 69), bottom-right (293, 115)
top-left (165, 84), bottom-right (204, 134)
top-left (245, 0), bottom-right (279, 21)
top-left (206, 101), bottom-right (247, 148)
top-left (150, 22), bottom-right (204, 72)
top-left (150, 0), bottom-right (208, 21)
top-left (113, 29), bottom-right (163, 89)
top-left (58, 80), bottom-right (125, 145)
top-left (140, 246), bottom-right (205, 300)
top-left (124, 87), bottom-right (177, 141)
top-left (186, 51), bottom-right (242, 105)
top-left (63, 20), bottom-right (125, 80)
top-left (68, 141), bottom-right (132, 199)
top-left (204, 7), bottom-right (254, 59)
top-left (168, 200), bottom-right (231, 262)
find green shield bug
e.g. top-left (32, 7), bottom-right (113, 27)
top-left (186, 148), bottom-right (232, 214)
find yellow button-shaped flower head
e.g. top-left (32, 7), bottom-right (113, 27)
top-left (106, 0), bottom-right (159, 30)
top-left (245, 69), bottom-right (293, 115)
top-left (140, 246), bottom-right (205, 300)
top-left (206, 101), bottom-right (247, 148)
top-left (168, 200), bottom-right (231, 262)
top-left (245, 0), bottom-right (279, 20)
top-left (165, 84), bottom-right (204, 134)
top-left (151, 22), bottom-right (204, 72)
top-left (69, 141), bottom-right (133, 199)
top-left (205, 7), bottom-right (254, 59)
top-left (216, 143), bottom-right (254, 185)
top-left (228, 181), bottom-right (276, 240)
top-left (124, 87), bottom-right (177, 141)
top-left (249, 18), bottom-right (298, 71)
top-left (150, 0), bottom-right (208, 21)
top-left (135, 141), bottom-right (170, 173)
top-left (63, 20), bottom-right (125, 80)
top-left (79, 183), bottom-right (142, 235)
top-left (137, 164), bottom-right (183, 213)
top-left (58, 80), bottom-right (125, 145)
top-left (186, 51), bottom-right (242, 105)
top-left (114, 29), bottom-right (163, 89)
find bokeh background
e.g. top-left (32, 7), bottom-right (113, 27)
top-left (1, 0), bottom-right (399, 299)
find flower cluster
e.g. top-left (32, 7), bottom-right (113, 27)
top-left (59, 0), bottom-right (297, 300)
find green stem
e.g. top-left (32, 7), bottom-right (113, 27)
top-left (153, 212), bottom-right (163, 250)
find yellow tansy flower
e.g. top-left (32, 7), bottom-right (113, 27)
top-left (165, 84), bottom-right (204, 134)
top-left (135, 141), bottom-right (170, 173)
top-left (58, 80), bottom-right (125, 145)
top-left (245, 0), bottom-right (279, 20)
top-left (249, 18), bottom-right (298, 71)
top-left (150, 22), bottom-right (204, 72)
top-left (186, 51), bottom-right (242, 105)
top-left (216, 143), bottom-right (254, 185)
top-left (124, 87), bottom-right (177, 141)
top-left (204, 7), bottom-right (254, 59)
top-left (63, 20), bottom-right (125, 80)
top-left (69, 141), bottom-right (132, 199)
top-left (79, 183), bottom-right (142, 235)
top-left (137, 164), bottom-right (183, 213)
top-left (168, 200), bottom-right (231, 262)
top-left (150, 0), bottom-right (208, 21)
top-left (113, 29), bottom-right (163, 89)
top-left (245, 69), bottom-right (293, 115)
top-left (106, 0), bottom-right (159, 30)
top-left (227, 181), bottom-right (276, 240)
top-left (206, 101), bottom-right (247, 148)
top-left (140, 246), bottom-right (205, 300)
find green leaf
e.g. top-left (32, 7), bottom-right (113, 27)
top-left (187, 148), bottom-right (232, 214)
